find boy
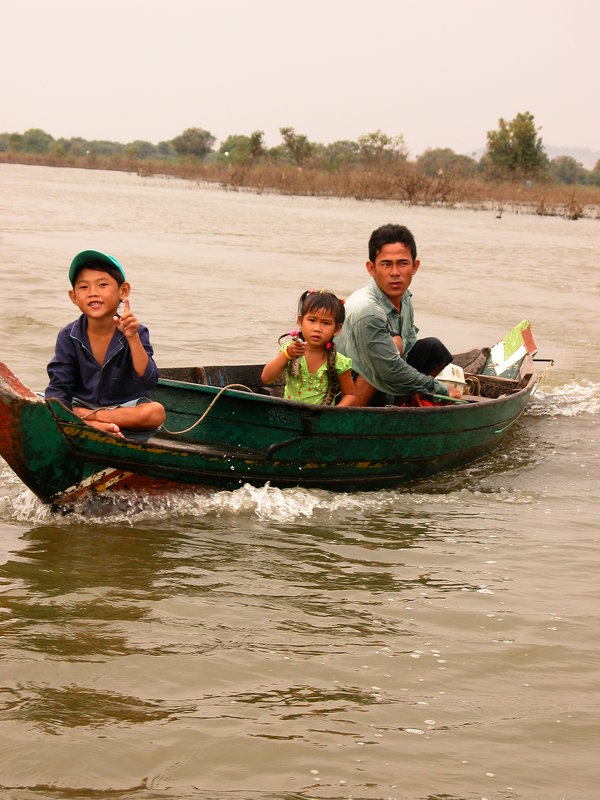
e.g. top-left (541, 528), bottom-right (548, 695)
top-left (45, 249), bottom-right (166, 438)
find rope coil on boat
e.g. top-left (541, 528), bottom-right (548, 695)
top-left (162, 383), bottom-right (255, 435)
top-left (465, 375), bottom-right (481, 396)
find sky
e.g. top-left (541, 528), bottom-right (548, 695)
top-left (2, 0), bottom-right (599, 161)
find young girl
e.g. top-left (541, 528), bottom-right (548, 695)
top-left (261, 290), bottom-right (355, 407)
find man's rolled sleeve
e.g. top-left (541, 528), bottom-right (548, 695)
top-left (355, 315), bottom-right (447, 396)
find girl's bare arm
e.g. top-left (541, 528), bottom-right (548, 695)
top-left (336, 369), bottom-right (356, 407)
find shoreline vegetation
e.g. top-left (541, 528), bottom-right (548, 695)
top-left (2, 114), bottom-right (599, 220)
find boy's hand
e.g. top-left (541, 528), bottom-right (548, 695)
top-left (114, 298), bottom-right (140, 339)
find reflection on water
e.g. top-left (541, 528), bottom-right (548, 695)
top-left (3, 685), bottom-right (180, 733)
top-left (0, 507), bottom-right (463, 661)
top-left (0, 165), bottom-right (599, 799)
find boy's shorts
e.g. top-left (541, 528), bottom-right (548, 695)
top-left (71, 396), bottom-right (152, 410)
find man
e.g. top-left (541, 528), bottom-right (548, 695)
top-left (335, 223), bottom-right (462, 405)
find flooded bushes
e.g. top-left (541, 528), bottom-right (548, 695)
top-left (2, 129), bottom-right (599, 219)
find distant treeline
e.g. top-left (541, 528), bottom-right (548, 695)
top-left (2, 112), bottom-right (599, 218)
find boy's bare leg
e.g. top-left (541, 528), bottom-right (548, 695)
top-left (73, 407), bottom-right (124, 437)
top-left (73, 402), bottom-right (166, 432)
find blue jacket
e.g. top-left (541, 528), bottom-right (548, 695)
top-left (45, 315), bottom-right (159, 408)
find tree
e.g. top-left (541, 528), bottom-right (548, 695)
top-left (322, 139), bottom-right (360, 170)
top-left (171, 127), bottom-right (215, 158)
top-left (157, 141), bottom-right (174, 158)
top-left (126, 140), bottom-right (158, 159)
top-left (52, 141), bottom-right (67, 158)
top-left (63, 137), bottom-right (89, 156)
top-left (585, 160), bottom-right (600, 187)
top-left (219, 134), bottom-right (250, 163)
top-left (22, 128), bottom-right (54, 154)
top-left (549, 155), bottom-right (584, 185)
top-left (279, 127), bottom-right (314, 165)
top-left (219, 130), bottom-right (264, 164)
top-left (85, 139), bottom-right (125, 157)
top-left (8, 133), bottom-right (24, 151)
top-left (416, 147), bottom-right (477, 178)
top-left (357, 130), bottom-right (407, 167)
top-left (485, 111), bottom-right (548, 177)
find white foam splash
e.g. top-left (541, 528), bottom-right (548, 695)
top-left (0, 473), bottom-right (537, 528)
top-left (0, 478), bottom-right (379, 526)
top-left (528, 381), bottom-right (600, 417)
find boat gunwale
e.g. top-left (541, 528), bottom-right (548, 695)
top-left (155, 369), bottom-right (536, 417)
top-left (0, 351), bottom-right (540, 503)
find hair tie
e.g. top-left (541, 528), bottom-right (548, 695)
top-left (326, 341), bottom-right (331, 350)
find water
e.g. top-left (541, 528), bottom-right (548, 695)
top-left (0, 164), bottom-right (599, 799)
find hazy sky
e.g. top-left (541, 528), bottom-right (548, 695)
top-left (3, 0), bottom-right (598, 157)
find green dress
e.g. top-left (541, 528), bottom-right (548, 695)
top-left (284, 351), bottom-right (352, 405)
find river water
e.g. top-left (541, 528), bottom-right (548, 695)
top-left (0, 164), bottom-right (598, 800)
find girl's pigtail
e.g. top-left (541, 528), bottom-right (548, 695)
top-left (321, 294), bottom-right (345, 406)
top-left (322, 341), bottom-right (340, 406)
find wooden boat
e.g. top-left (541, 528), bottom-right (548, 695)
top-left (0, 321), bottom-right (546, 508)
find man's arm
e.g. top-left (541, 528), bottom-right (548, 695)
top-left (354, 315), bottom-right (449, 397)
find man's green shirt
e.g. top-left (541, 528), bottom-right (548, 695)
top-left (335, 278), bottom-right (449, 398)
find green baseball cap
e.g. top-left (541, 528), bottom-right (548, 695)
top-left (69, 250), bottom-right (126, 286)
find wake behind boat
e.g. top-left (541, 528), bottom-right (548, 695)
top-left (0, 321), bottom-right (549, 508)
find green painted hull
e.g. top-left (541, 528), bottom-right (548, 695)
top-left (0, 346), bottom-right (538, 507)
